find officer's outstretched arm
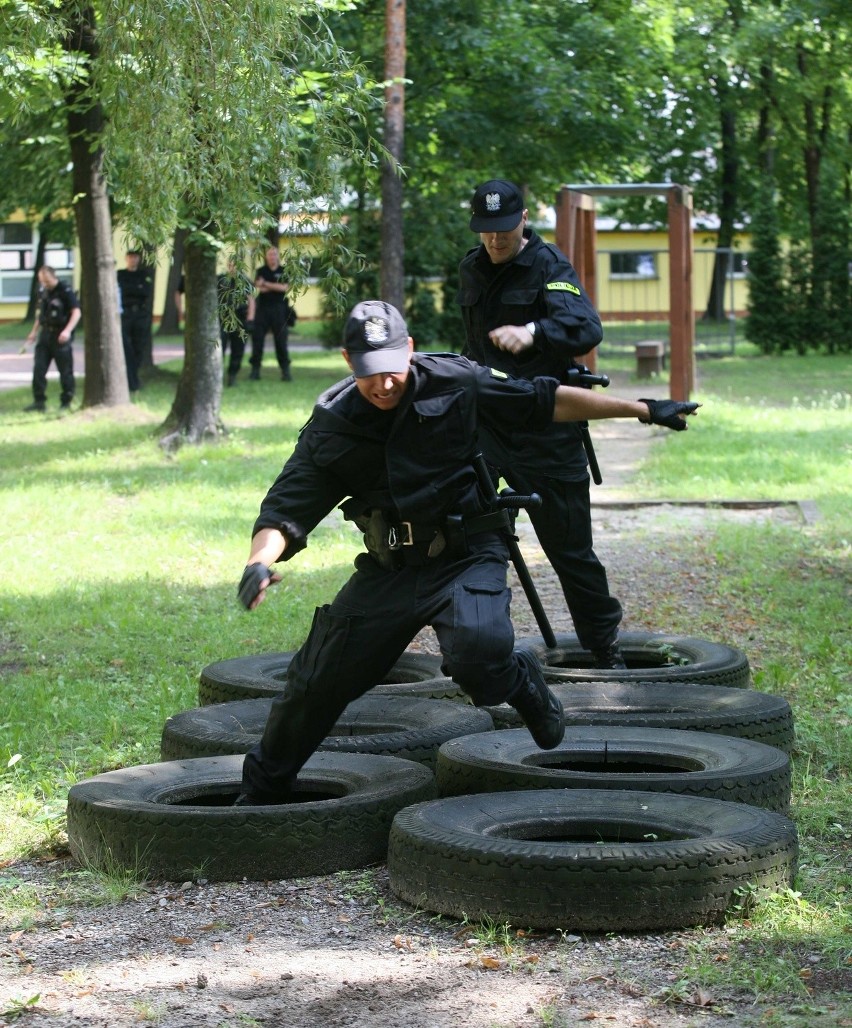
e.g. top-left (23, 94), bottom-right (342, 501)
top-left (553, 386), bottom-right (700, 431)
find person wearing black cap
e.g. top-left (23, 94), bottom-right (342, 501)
top-left (249, 246), bottom-right (294, 381)
top-left (458, 179), bottom-right (626, 670)
top-left (116, 250), bottom-right (154, 393)
top-left (232, 299), bottom-right (699, 804)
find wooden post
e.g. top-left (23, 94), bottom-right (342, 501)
top-left (667, 185), bottom-right (695, 401)
top-left (555, 187), bottom-right (598, 370)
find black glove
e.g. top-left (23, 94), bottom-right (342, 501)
top-left (237, 563), bottom-right (271, 609)
top-left (639, 398), bottom-right (701, 431)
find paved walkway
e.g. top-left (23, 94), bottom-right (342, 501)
top-left (0, 334), bottom-right (184, 395)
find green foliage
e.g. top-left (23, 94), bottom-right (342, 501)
top-left (745, 184), bottom-right (786, 354)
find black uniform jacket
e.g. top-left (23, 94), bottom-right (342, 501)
top-left (458, 228), bottom-right (603, 478)
top-left (253, 352), bottom-right (559, 562)
top-left (39, 281), bottom-right (80, 336)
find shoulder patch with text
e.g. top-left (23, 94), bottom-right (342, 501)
top-left (546, 281), bottom-right (581, 295)
top-left (489, 367), bottom-right (509, 380)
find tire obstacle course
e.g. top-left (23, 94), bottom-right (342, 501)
top-left (67, 629), bottom-right (799, 930)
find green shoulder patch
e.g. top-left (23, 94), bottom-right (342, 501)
top-left (489, 367), bottom-right (509, 380)
top-left (546, 281), bottom-right (581, 295)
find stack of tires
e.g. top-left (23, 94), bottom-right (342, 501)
top-left (66, 631), bottom-right (798, 931)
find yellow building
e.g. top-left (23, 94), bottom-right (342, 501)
top-left (537, 219), bottom-right (752, 323)
top-left (1, 210), bottom-right (750, 325)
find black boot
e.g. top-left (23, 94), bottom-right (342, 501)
top-left (233, 791), bottom-right (283, 807)
top-left (249, 366), bottom-right (260, 380)
top-left (510, 650), bottom-right (565, 750)
top-left (591, 643), bottom-right (627, 670)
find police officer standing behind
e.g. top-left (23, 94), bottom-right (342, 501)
top-left (117, 250), bottom-right (154, 394)
top-left (23, 266), bottom-right (81, 412)
top-left (458, 179), bottom-right (626, 669)
top-left (250, 245), bottom-right (293, 381)
top-left (218, 258), bottom-right (256, 387)
top-left (233, 299), bottom-right (699, 804)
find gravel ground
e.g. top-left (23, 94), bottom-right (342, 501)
top-left (2, 409), bottom-right (839, 1028)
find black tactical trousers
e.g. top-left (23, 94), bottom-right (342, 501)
top-left (221, 319), bottom-right (249, 375)
top-left (32, 331), bottom-right (75, 406)
top-left (250, 306), bottom-right (290, 373)
top-left (241, 535), bottom-right (527, 798)
top-left (503, 469), bottom-right (623, 651)
top-left (121, 309), bottom-right (151, 391)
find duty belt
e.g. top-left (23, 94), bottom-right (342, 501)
top-left (385, 509), bottom-right (511, 562)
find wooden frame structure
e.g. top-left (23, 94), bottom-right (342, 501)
top-left (555, 183), bottom-right (695, 400)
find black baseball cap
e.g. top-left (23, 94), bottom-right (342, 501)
top-left (469, 179), bottom-right (525, 232)
top-left (343, 300), bottom-right (411, 377)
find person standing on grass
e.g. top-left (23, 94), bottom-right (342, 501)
top-left (233, 299), bottom-right (700, 805)
top-left (117, 250), bottom-right (154, 394)
top-left (458, 178), bottom-right (626, 670)
top-left (22, 266), bottom-right (81, 413)
top-left (218, 258), bottom-right (256, 387)
top-left (250, 246), bottom-right (294, 382)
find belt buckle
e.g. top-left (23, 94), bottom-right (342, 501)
top-left (388, 521), bottom-right (414, 549)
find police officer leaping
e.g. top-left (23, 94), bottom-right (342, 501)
top-left (234, 300), bottom-right (700, 805)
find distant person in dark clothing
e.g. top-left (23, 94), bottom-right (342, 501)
top-left (23, 266), bottom-right (81, 412)
top-left (218, 259), bottom-right (256, 386)
top-left (117, 250), bottom-right (154, 393)
top-left (250, 246), bottom-right (293, 381)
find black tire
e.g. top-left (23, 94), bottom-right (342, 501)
top-left (198, 650), bottom-right (448, 705)
top-left (435, 726), bottom-right (791, 812)
top-left (483, 682), bottom-right (794, 753)
top-left (161, 695), bottom-right (494, 768)
top-left (388, 789), bottom-right (798, 931)
top-left (67, 752), bottom-right (435, 882)
top-left (517, 631), bottom-right (751, 688)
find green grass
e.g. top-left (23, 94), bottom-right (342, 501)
top-left (1, 346), bottom-right (851, 1014)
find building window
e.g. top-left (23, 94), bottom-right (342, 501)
top-left (0, 223), bottom-right (74, 304)
top-left (0, 224), bottom-right (33, 247)
top-left (610, 252), bottom-right (658, 278)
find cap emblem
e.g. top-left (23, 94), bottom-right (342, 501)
top-left (485, 192), bottom-right (502, 213)
top-left (364, 317), bottom-right (390, 344)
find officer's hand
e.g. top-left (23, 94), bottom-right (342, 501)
top-left (488, 325), bottom-right (535, 356)
top-left (639, 398), bottom-right (701, 431)
top-left (237, 562), bottom-right (281, 610)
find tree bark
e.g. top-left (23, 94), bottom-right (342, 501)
top-left (158, 234), bottom-right (224, 452)
top-left (380, 0), bottom-right (406, 314)
top-left (157, 227), bottom-right (187, 336)
top-left (62, 2), bottom-right (128, 409)
top-left (26, 223), bottom-right (49, 323)
top-left (704, 80), bottom-right (738, 322)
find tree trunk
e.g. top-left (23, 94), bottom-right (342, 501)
top-left (138, 244), bottom-right (158, 367)
top-left (158, 235), bottom-right (224, 452)
top-left (380, 0), bottom-right (405, 314)
top-left (62, 2), bottom-right (128, 409)
top-left (26, 224), bottom-right (50, 323)
top-left (157, 227), bottom-right (187, 336)
top-left (704, 77), bottom-right (738, 322)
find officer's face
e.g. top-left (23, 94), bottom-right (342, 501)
top-left (343, 343), bottom-right (413, 410)
top-left (353, 370), bottom-right (410, 410)
top-left (479, 211), bottom-right (528, 264)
